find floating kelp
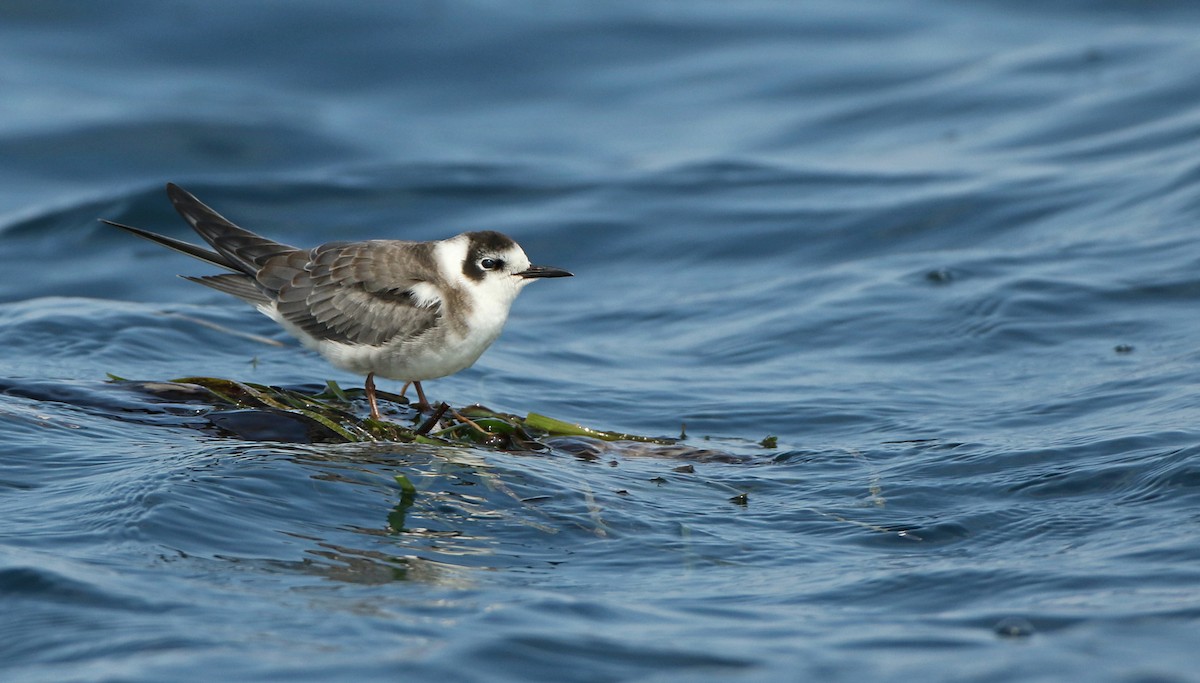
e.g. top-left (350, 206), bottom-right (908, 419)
top-left (109, 374), bottom-right (681, 449)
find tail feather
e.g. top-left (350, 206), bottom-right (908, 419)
top-left (102, 219), bottom-right (235, 271)
top-left (165, 183), bottom-right (297, 275)
top-left (182, 274), bottom-right (272, 307)
top-left (106, 183), bottom-right (301, 309)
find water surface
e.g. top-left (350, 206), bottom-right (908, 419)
top-left (3, 2), bottom-right (1200, 681)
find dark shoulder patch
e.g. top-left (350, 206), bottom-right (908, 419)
top-left (461, 231), bottom-right (517, 282)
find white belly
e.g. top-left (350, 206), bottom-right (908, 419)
top-left (316, 325), bottom-right (499, 381)
top-left (266, 299), bottom-right (513, 382)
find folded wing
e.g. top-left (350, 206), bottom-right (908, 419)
top-left (268, 241), bottom-right (444, 346)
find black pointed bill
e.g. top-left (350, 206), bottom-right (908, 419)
top-left (517, 265), bottom-right (573, 279)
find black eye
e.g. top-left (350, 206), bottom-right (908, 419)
top-left (479, 258), bottom-right (502, 271)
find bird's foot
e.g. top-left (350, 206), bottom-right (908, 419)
top-left (411, 381), bottom-right (432, 413)
top-left (365, 372), bottom-right (383, 421)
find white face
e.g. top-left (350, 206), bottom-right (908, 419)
top-left (437, 232), bottom-right (535, 307)
top-left (429, 231), bottom-right (568, 346)
top-left (472, 243), bottom-right (536, 302)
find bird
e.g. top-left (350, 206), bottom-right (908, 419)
top-left (104, 183), bottom-right (572, 420)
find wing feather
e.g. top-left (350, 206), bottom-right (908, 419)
top-left (183, 274), bottom-right (271, 306)
top-left (165, 183), bottom-right (297, 275)
top-left (267, 241), bottom-right (445, 346)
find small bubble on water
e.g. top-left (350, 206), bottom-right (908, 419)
top-left (993, 617), bottom-right (1035, 638)
top-left (924, 268), bottom-right (955, 284)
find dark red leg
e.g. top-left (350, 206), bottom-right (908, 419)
top-left (365, 372), bottom-right (382, 421)
top-left (413, 381), bottom-right (431, 412)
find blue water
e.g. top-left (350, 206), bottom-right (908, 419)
top-left (4, 1), bottom-right (1200, 681)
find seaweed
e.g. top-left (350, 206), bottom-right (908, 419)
top-left (113, 375), bottom-right (676, 449)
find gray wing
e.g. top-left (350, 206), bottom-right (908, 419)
top-left (107, 184), bottom-right (303, 308)
top-left (166, 183), bottom-right (297, 275)
top-left (266, 240), bottom-right (445, 346)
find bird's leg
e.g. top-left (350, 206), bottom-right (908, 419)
top-left (413, 381), bottom-right (432, 412)
top-left (364, 372), bottom-right (382, 421)
top-left (397, 380), bottom-right (431, 412)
